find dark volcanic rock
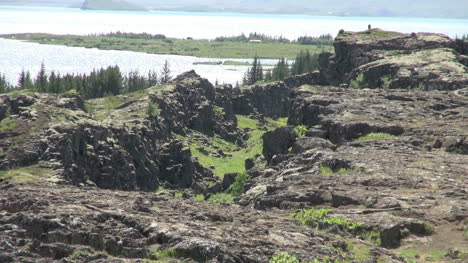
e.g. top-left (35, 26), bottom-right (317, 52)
top-left (232, 81), bottom-right (290, 118)
top-left (262, 126), bottom-right (296, 162)
top-left (319, 29), bottom-right (468, 89)
top-left (242, 84), bottom-right (467, 251)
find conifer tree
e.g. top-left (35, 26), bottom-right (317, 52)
top-left (24, 71), bottom-right (34, 90)
top-left (18, 69), bottom-right (26, 89)
top-left (0, 73), bottom-right (9, 93)
top-left (160, 60), bottom-right (172, 84)
top-left (34, 62), bottom-right (48, 92)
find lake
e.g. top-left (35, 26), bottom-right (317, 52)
top-left (1, 6), bottom-right (467, 85)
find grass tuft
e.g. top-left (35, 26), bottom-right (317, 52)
top-left (357, 132), bottom-right (395, 141)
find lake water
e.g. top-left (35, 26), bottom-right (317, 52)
top-left (1, 6), bottom-right (467, 85)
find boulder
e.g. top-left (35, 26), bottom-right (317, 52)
top-left (262, 126), bottom-right (296, 162)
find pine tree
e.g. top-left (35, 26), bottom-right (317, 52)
top-left (18, 69), bottom-right (26, 89)
top-left (24, 71), bottom-right (34, 90)
top-left (0, 73), bottom-right (9, 93)
top-left (148, 70), bottom-right (158, 87)
top-left (48, 71), bottom-right (63, 94)
top-left (242, 55), bottom-right (264, 85)
top-left (160, 60), bottom-right (172, 84)
top-left (264, 69), bottom-right (273, 82)
top-left (34, 62), bottom-right (48, 92)
top-left (272, 58), bottom-right (290, 81)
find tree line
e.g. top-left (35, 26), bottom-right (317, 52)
top-left (242, 50), bottom-right (321, 85)
top-left (92, 31), bottom-right (167, 40)
top-left (2, 60), bottom-right (173, 99)
top-left (215, 32), bottom-right (333, 45)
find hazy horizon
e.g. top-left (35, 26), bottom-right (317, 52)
top-left (0, 0), bottom-right (467, 18)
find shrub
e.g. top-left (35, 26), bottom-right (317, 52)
top-left (208, 193), bottom-right (235, 204)
top-left (227, 172), bottom-right (250, 196)
top-left (380, 76), bottom-right (391, 89)
top-left (294, 125), bottom-right (307, 137)
top-left (270, 252), bottom-right (300, 263)
top-left (193, 194), bottom-right (205, 201)
top-left (349, 73), bottom-right (366, 89)
top-left (291, 208), bottom-right (362, 233)
top-left (147, 101), bottom-right (160, 117)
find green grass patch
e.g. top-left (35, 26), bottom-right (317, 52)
top-left (291, 208), bottom-right (362, 233)
top-left (0, 117), bottom-right (18, 132)
top-left (3, 33), bottom-right (332, 60)
top-left (291, 208), bottom-right (382, 246)
top-left (174, 192), bottom-right (183, 198)
top-left (145, 248), bottom-right (179, 263)
top-left (294, 125), bottom-right (307, 137)
top-left (357, 132), bottom-right (395, 141)
top-left (193, 194), bottom-right (205, 201)
top-left (208, 193), bottom-right (235, 204)
top-left (223, 60), bottom-right (251, 66)
top-left (0, 165), bottom-right (52, 183)
top-left (187, 115), bottom-right (284, 178)
top-left (349, 73), bottom-right (366, 89)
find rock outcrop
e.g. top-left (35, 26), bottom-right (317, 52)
top-left (1, 29), bottom-right (467, 263)
top-left (319, 29), bottom-right (468, 90)
top-left (0, 72), bottom-right (243, 191)
top-left (240, 85), bottom-right (468, 249)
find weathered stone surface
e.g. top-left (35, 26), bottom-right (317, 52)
top-left (242, 84), bottom-right (467, 250)
top-left (0, 183), bottom-right (402, 263)
top-left (232, 81), bottom-right (290, 118)
top-left (262, 126), bottom-right (296, 162)
top-left (319, 29), bottom-right (468, 89)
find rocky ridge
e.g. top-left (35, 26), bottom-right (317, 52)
top-left (1, 30), bottom-right (467, 263)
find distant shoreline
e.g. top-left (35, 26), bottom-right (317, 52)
top-left (0, 4), bottom-right (467, 19)
top-left (0, 33), bottom-right (333, 60)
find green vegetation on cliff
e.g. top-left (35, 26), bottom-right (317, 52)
top-left (185, 115), bottom-right (287, 178)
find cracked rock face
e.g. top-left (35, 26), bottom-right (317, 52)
top-left (0, 182), bottom-right (404, 263)
top-left (241, 85), bottom-right (467, 249)
top-left (320, 29), bottom-right (468, 89)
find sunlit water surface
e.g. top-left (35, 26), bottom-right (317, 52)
top-left (1, 6), bottom-right (467, 85)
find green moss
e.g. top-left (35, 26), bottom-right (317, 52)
top-left (423, 222), bottom-right (436, 235)
top-left (294, 125), bottom-right (307, 137)
top-left (193, 194), bottom-right (205, 201)
top-left (319, 165), bottom-right (334, 175)
top-left (174, 192), bottom-right (183, 198)
top-left (0, 165), bottom-right (52, 183)
top-left (357, 132), bottom-right (395, 141)
top-left (70, 249), bottom-right (85, 260)
top-left (212, 106), bottom-right (225, 116)
top-left (0, 117), bottom-right (18, 132)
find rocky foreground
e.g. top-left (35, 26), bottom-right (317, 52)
top-left (1, 29), bottom-right (467, 263)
